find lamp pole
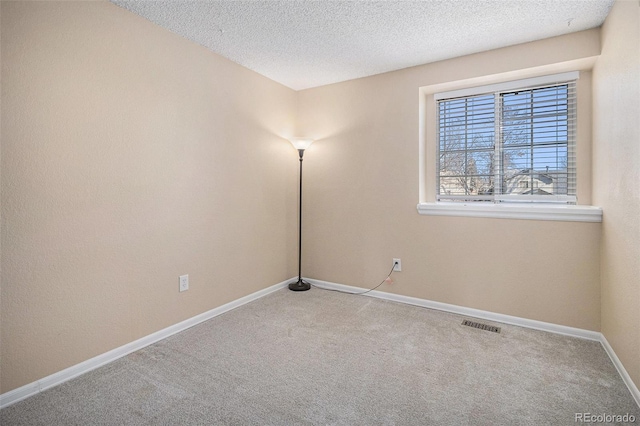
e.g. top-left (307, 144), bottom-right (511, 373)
top-left (288, 139), bottom-right (313, 291)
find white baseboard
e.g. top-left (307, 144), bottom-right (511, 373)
top-left (0, 278), bottom-right (292, 409)
top-left (601, 335), bottom-right (640, 408)
top-left (307, 277), bottom-right (639, 409)
top-left (307, 278), bottom-right (601, 340)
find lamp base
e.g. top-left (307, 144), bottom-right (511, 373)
top-left (288, 279), bottom-right (311, 292)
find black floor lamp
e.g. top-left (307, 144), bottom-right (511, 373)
top-left (288, 138), bottom-right (314, 292)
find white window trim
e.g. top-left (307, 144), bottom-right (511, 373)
top-left (422, 71), bottom-right (602, 222)
top-left (417, 202), bottom-right (602, 222)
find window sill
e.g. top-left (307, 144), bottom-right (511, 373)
top-left (417, 202), bottom-right (602, 222)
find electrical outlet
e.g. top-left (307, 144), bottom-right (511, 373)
top-left (393, 258), bottom-right (402, 272)
top-left (179, 274), bottom-right (189, 292)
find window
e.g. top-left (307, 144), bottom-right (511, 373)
top-left (436, 77), bottom-right (576, 204)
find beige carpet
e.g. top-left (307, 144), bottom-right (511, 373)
top-left (1, 287), bottom-right (638, 425)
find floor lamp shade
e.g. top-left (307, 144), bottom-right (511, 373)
top-left (289, 138), bottom-right (314, 150)
top-left (289, 138), bottom-right (313, 292)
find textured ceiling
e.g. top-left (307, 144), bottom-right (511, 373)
top-left (111, 0), bottom-right (614, 90)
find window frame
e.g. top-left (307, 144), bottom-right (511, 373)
top-left (435, 74), bottom-right (577, 205)
top-left (417, 71), bottom-right (602, 222)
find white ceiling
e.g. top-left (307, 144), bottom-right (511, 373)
top-left (111, 0), bottom-right (614, 90)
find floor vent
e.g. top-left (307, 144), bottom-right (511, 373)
top-left (462, 319), bottom-right (501, 333)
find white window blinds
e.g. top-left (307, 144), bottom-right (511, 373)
top-left (436, 78), bottom-right (577, 204)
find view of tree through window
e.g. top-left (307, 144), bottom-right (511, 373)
top-left (437, 82), bottom-right (576, 203)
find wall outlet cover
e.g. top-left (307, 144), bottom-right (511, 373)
top-left (393, 259), bottom-right (402, 272)
top-left (179, 274), bottom-right (189, 292)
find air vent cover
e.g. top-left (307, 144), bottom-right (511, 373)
top-left (462, 319), bottom-right (501, 333)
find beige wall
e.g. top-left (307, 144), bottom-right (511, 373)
top-left (593, 0), bottom-right (640, 390)
top-left (0, 1), bottom-right (298, 393)
top-left (297, 30), bottom-right (603, 331)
